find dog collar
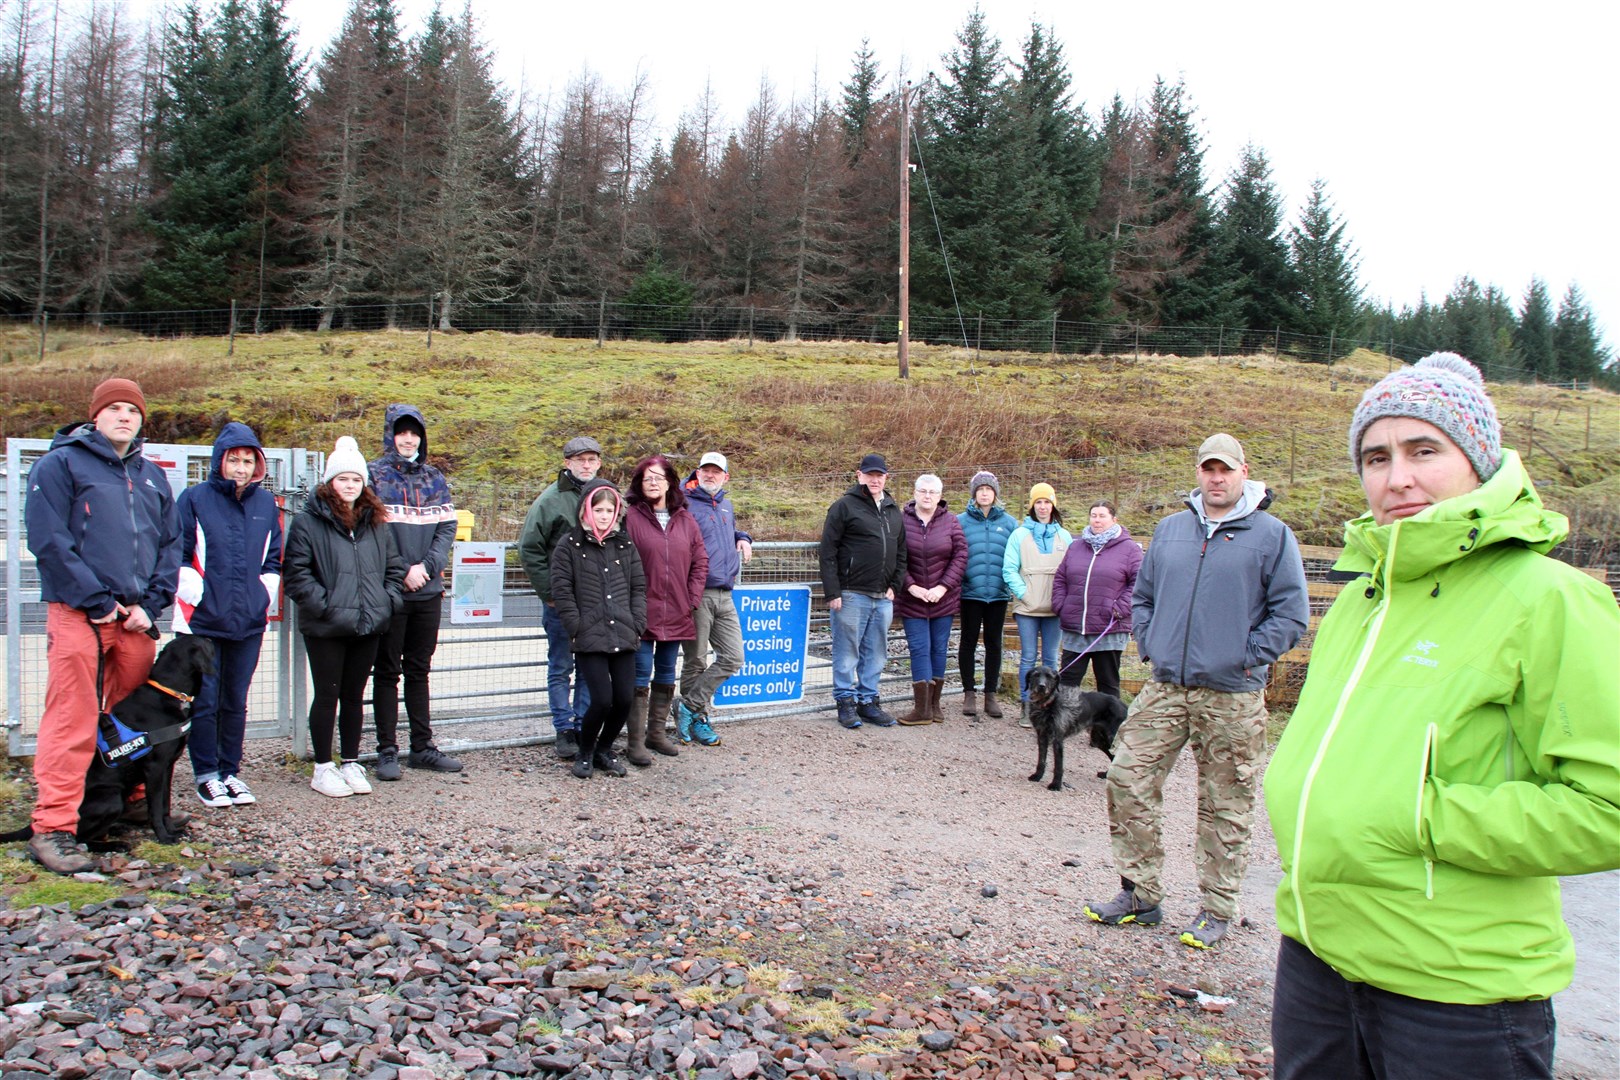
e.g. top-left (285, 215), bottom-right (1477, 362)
top-left (146, 679), bottom-right (195, 705)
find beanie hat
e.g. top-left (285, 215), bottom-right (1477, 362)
top-left (969, 470), bottom-right (1000, 501)
top-left (1027, 482), bottom-right (1058, 513)
top-left (1349, 352), bottom-right (1502, 481)
top-left (322, 436), bottom-right (369, 484)
top-left (89, 377), bottom-right (146, 420)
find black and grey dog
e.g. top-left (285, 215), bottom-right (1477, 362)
top-left (2, 634), bottom-right (213, 848)
top-left (1025, 664), bottom-right (1128, 791)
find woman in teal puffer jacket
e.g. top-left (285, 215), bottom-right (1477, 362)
top-left (955, 471), bottom-right (1016, 718)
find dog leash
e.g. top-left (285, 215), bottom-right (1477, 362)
top-left (1055, 614), bottom-right (1119, 677)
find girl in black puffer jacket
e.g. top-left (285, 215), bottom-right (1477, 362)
top-left (284, 437), bottom-right (406, 798)
top-left (550, 479), bottom-right (646, 779)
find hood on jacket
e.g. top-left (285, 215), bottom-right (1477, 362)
top-left (209, 421), bottom-right (268, 487)
top-left (963, 501), bottom-right (1010, 523)
top-left (381, 403), bottom-right (429, 461)
top-left (1186, 478), bottom-right (1273, 532)
top-left (49, 421), bottom-right (142, 464)
top-left (1336, 450), bottom-right (1565, 586)
top-left (577, 478), bottom-right (624, 543)
top-left (684, 470), bottom-right (728, 503)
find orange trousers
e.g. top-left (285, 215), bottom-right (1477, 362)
top-left (32, 603), bottom-right (155, 835)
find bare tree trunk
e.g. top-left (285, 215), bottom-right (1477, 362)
top-left (32, 1), bottom-right (59, 326)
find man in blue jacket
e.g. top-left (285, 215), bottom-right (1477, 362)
top-left (1084, 433), bottom-right (1308, 948)
top-left (673, 452), bottom-right (753, 747)
top-left (24, 378), bottom-right (180, 873)
top-left (369, 405), bottom-right (463, 778)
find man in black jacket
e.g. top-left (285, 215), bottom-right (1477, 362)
top-left (818, 454), bottom-right (907, 729)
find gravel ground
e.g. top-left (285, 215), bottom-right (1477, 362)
top-left (2, 707), bottom-right (1614, 1079)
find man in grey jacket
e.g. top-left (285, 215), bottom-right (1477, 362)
top-left (1083, 433), bottom-right (1308, 949)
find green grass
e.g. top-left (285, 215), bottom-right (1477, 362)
top-left (0, 855), bottom-right (123, 910)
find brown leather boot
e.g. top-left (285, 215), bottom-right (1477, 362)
top-left (961, 689), bottom-right (978, 717)
top-left (644, 683), bottom-right (681, 757)
top-left (624, 686), bottom-right (654, 767)
top-left (983, 690), bottom-right (1004, 718)
top-left (929, 679), bottom-right (945, 722)
top-left (897, 681), bottom-right (932, 725)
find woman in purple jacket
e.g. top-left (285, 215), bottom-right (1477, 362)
top-left (624, 455), bottom-right (709, 762)
top-left (1051, 501), bottom-right (1142, 698)
top-left (894, 474), bottom-right (968, 725)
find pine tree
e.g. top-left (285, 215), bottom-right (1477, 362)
top-left (1090, 94), bottom-right (1186, 324)
top-left (1512, 277), bottom-right (1556, 381)
top-left (774, 82), bottom-right (852, 337)
top-left (1212, 144), bottom-right (1297, 337)
top-left (833, 46), bottom-right (898, 319)
top-left (1289, 178), bottom-right (1362, 352)
top-left (840, 40), bottom-right (880, 164)
top-left (1438, 277), bottom-right (1514, 377)
top-left (1145, 77), bottom-right (1229, 329)
top-left (143, 0), bottom-right (304, 314)
top-left (1553, 284), bottom-right (1611, 383)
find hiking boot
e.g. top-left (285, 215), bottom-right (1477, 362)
top-left (1180, 911), bottom-right (1230, 949)
top-left (570, 755), bottom-right (593, 779)
top-left (221, 775), bottom-right (257, 804)
top-left (375, 748), bottom-right (402, 781)
top-left (983, 691), bottom-right (1004, 719)
top-left (555, 730), bottom-right (580, 761)
top-left (196, 778), bottom-right (234, 808)
top-left (929, 679), bottom-right (945, 722)
top-left (674, 697), bottom-right (697, 743)
top-left (28, 830), bottom-right (92, 874)
top-left (339, 761), bottom-right (373, 794)
top-left (856, 699), bottom-right (897, 727)
top-left (961, 690), bottom-right (978, 717)
top-left (690, 716), bottom-right (721, 746)
top-left (592, 748), bottom-right (628, 777)
top-left (311, 762), bottom-right (354, 799)
top-left (835, 699), bottom-right (862, 729)
top-left (408, 745), bottom-right (464, 773)
top-left (897, 682), bottom-right (932, 726)
top-left (1082, 888), bottom-right (1163, 926)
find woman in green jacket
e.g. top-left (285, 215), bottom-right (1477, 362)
top-left (1264, 354), bottom-right (1619, 1079)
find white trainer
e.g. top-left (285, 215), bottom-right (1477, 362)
top-left (310, 761), bottom-right (353, 798)
top-left (339, 761), bottom-right (373, 795)
top-left (196, 777), bottom-right (233, 808)
top-left (220, 775), bottom-right (257, 805)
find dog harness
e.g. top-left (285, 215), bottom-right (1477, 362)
top-left (88, 616), bottom-right (195, 769)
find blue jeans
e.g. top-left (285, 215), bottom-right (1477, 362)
top-left (542, 602), bottom-right (589, 733)
top-left (188, 633), bottom-right (264, 783)
top-left (1272, 935), bottom-right (1554, 1080)
top-left (830, 592), bottom-right (891, 702)
top-left (902, 615), bottom-right (953, 682)
top-left (635, 639), bottom-right (683, 687)
top-left (1014, 613), bottom-right (1061, 699)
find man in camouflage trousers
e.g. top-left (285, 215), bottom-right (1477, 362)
top-left (1083, 434), bottom-right (1308, 948)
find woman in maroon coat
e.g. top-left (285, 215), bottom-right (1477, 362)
top-left (624, 455), bottom-right (709, 761)
top-left (1051, 501), bottom-right (1142, 698)
top-left (894, 473), bottom-right (968, 725)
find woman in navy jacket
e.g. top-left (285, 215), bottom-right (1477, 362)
top-left (173, 423), bottom-right (282, 809)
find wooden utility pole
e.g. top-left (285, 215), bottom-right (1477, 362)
top-left (897, 82), bottom-right (911, 380)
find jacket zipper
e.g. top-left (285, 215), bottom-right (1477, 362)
top-left (1417, 722), bottom-right (1437, 900)
top-left (1289, 520), bottom-right (1402, 951)
top-left (1081, 548), bottom-right (1097, 629)
top-left (1178, 532), bottom-right (1214, 677)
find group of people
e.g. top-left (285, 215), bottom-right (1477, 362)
top-left (515, 439), bottom-right (753, 779)
top-left (817, 457), bottom-right (1142, 729)
top-left (20, 355), bottom-right (1619, 1079)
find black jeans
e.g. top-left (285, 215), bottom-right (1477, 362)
top-left (305, 634), bottom-right (381, 764)
top-left (1059, 648), bottom-right (1121, 696)
top-left (1272, 935), bottom-right (1554, 1080)
top-left (958, 598), bottom-right (1007, 692)
top-left (574, 651), bottom-right (635, 759)
top-left (373, 599), bottom-right (442, 754)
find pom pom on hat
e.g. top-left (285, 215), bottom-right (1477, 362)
top-left (1349, 351), bottom-right (1502, 481)
top-left (322, 436), bottom-right (369, 484)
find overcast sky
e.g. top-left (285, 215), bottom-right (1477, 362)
top-left (256, 0), bottom-right (1615, 347)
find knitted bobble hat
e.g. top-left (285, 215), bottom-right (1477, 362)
top-left (322, 436), bottom-right (369, 484)
top-left (1349, 352), bottom-right (1502, 481)
top-left (1027, 482), bottom-right (1058, 513)
top-left (969, 470), bottom-right (1000, 501)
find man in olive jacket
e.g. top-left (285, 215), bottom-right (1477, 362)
top-left (518, 436), bottom-right (601, 759)
top-left (819, 454), bottom-right (907, 730)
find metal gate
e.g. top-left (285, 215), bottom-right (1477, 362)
top-left (4, 437), bottom-right (322, 757)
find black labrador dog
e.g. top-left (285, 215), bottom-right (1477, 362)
top-left (3, 634), bottom-right (214, 848)
top-left (1025, 664), bottom-right (1128, 791)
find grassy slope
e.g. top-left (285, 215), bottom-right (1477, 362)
top-left (4, 327), bottom-right (1617, 551)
